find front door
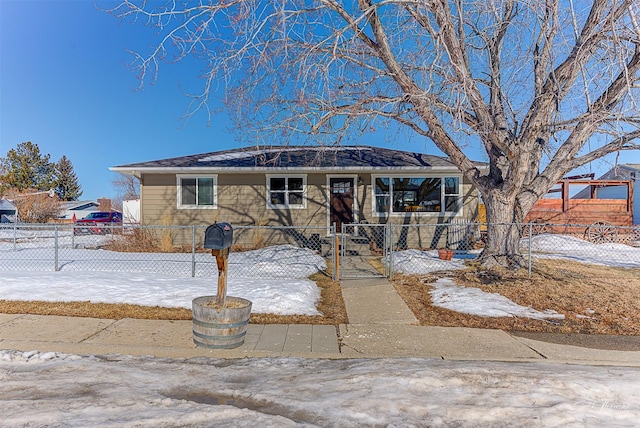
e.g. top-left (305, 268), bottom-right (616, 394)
top-left (330, 177), bottom-right (355, 230)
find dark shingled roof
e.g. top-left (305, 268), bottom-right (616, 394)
top-left (0, 199), bottom-right (17, 212)
top-left (112, 145), bottom-right (465, 171)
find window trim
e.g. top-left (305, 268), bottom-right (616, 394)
top-left (176, 174), bottom-right (218, 209)
top-left (371, 174), bottom-right (462, 216)
top-left (266, 174), bottom-right (307, 209)
top-left (443, 176), bottom-right (462, 213)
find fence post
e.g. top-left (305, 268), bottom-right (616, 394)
top-left (54, 225), bottom-right (59, 272)
top-left (333, 223), bottom-right (339, 281)
top-left (388, 223), bottom-right (393, 278)
top-left (527, 223), bottom-right (532, 278)
top-left (13, 221), bottom-right (17, 251)
top-left (191, 225), bottom-right (196, 278)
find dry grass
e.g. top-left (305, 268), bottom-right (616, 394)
top-left (0, 272), bottom-right (348, 325)
top-left (4, 252), bottom-right (638, 337)
top-left (0, 300), bottom-right (193, 320)
top-left (392, 258), bottom-right (640, 336)
top-left (101, 228), bottom-right (161, 253)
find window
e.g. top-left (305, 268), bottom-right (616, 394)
top-left (267, 175), bottom-right (306, 208)
top-left (177, 175), bottom-right (217, 208)
top-left (373, 176), bottom-right (461, 214)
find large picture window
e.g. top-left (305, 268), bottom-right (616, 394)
top-left (177, 175), bottom-right (217, 208)
top-left (267, 175), bottom-right (306, 209)
top-left (374, 176), bottom-right (460, 214)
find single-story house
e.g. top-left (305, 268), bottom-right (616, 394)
top-left (110, 145), bottom-right (484, 246)
top-left (58, 200), bottom-right (101, 221)
top-left (58, 198), bottom-right (118, 222)
top-left (597, 164), bottom-right (639, 224)
top-left (0, 198), bottom-right (17, 223)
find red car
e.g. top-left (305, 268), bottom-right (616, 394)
top-left (74, 211), bottom-right (123, 235)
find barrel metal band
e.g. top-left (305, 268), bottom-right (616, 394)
top-left (193, 340), bottom-right (245, 349)
top-left (192, 318), bottom-right (249, 329)
top-left (192, 329), bottom-right (247, 340)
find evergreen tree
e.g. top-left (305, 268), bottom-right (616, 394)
top-left (0, 142), bottom-right (54, 192)
top-left (54, 155), bottom-right (82, 201)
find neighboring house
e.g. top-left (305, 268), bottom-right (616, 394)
top-left (597, 164), bottom-right (639, 224)
top-left (58, 198), bottom-right (118, 222)
top-left (0, 198), bottom-right (17, 223)
top-left (58, 200), bottom-right (101, 221)
top-left (111, 146), bottom-right (484, 245)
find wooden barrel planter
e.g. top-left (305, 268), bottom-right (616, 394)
top-left (192, 296), bottom-right (252, 349)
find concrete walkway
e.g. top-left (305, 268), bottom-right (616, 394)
top-left (1, 277), bottom-right (640, 367)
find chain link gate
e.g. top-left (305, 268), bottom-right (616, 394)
top-left (339, 223), bottom-right (389, 279)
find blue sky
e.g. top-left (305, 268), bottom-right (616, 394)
top-left (0, 0), bottom-right (247, 201)
top-left (0, 0), bottom-right (423, 201)
top-left (1, 1), bottom-right (637, 202)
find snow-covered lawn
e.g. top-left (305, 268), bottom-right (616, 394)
top-left (389, 234), bottom-right (640, 274)
top-left (527, 234), bottom-right (640, 269)
top-left (2, 234), bottom-right (638, 320)
top-left (389, 235), bottom-right (640, 320)
top-left (389, 248), bottom-right (472, 274)
top-left (2, 234), bottom-right (640, 426)
top-left (1, 245), bottom-right (324, 316)
top-left (430, 278), bottom-right (565, 320)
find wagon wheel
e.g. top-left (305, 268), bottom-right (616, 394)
top-left (585, 221), bottom-right (618, 244)
top-left (523, 219), bottom-right (550, 237)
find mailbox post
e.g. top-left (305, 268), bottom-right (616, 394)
top-left (194, 221), bottom-right (251, 349)
top-left (203, 222), bottom-right (233, 306)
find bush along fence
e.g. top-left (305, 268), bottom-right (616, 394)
top-left (0, 222), bottom-right (638, 279)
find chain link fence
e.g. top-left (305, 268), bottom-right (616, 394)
top-left (339, 223), bottom-right (389, 278)
top-left (0, 223), bottom-right (335, 279)
top-left (1, 222), bottom-right (639, 279)
top-left (387, 222), bottom-right (640, 276)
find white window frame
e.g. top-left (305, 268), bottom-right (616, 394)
top-left (176, 174), bottom-right (218, 209)
top-left (266, 174), bottom-right (307, 209)
top-left (443, 176), bottom-right (462, 213)
top-left (371, 174), bottom-right (462, 216)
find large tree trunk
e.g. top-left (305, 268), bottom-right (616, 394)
top-left (478, 191), bottom-right (528, 270)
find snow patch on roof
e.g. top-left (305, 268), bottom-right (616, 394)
top-left (198, 146), bottom-right (372, 162)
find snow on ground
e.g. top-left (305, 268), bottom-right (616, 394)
top-left (526, 234), bottom-right (640, 269)
top-left (1, 350), bottom-right (639, 427)
top-left (0, 271), bottom-right (322, 316)
top-left (430, 278), bottom-right (565, 320)
top-left (2, 233), bottom-right (640, 426)
top-left (389, 234), bottom-right (640, 320)
top-left (0, 244), bottom-right (323, 316)
top-left (2, 234), bottom-right (637, 320)
top-left (389, 248), bottom-right (470, 274)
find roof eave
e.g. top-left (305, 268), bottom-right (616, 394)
top-left (110, 165), bottom-right (466, 175)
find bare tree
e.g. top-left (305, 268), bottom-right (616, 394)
top-left (111, 172), bottom-right (140, 211)
top-left (5, 188), bottom-right (62, 223)
top-left (109, 0), bottom-right (640, 269)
